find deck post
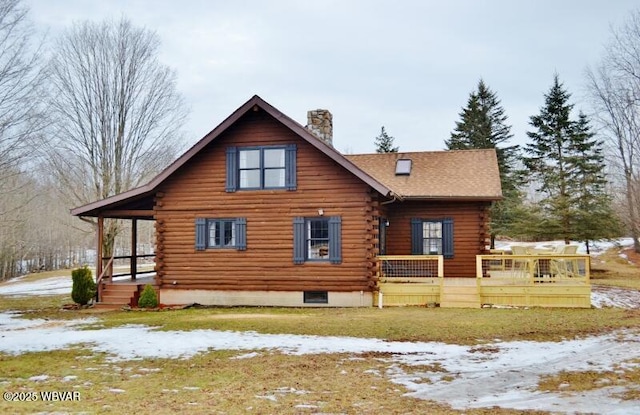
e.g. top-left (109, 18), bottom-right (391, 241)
top-left (97, 215), bottom-right (104, 279)
top-left (131, 218), bottom-right (138, 281)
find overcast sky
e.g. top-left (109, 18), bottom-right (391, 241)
top-left (26, 0), bottom-right (638, 154)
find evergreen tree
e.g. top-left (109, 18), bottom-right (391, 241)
top-left (569, 112), bottom-right (621, 252)
top-left (523, 75), bottom-right (620, 245)
top-left (523, 75), bottom-right (574, 242)
top-left (374, 126), bottom-right (398, 153)
top-left (446, 79), bottom-right (521, 246)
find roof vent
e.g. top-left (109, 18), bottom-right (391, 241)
top-left (395, 159), bottom-right (411, 175)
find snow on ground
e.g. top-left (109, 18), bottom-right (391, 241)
top-left (592, 285), bottom-right (640, 309)
top-left (0, 311), bottom-right (639, 414)
top-left (0, 276), bottom-right (72, 296)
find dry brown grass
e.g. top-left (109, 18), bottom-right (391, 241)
top-left (0, 349), bottom-right (549, 415)
top-left (537, 360), bottom-right (640, 400)
top-left (591, 245), bottom-right (640, 289)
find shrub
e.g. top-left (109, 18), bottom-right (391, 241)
top-left (138, 284), bottom-right (158, 308)
top-left (71, 266), bottom-right (96, 306)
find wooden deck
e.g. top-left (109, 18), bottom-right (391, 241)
top-left (375, 254), bottom-right (592, 308)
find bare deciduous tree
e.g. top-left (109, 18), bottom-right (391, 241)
top-left (587, 9), bottom-right (640, 253)
top-left (0, 0), bottom-right (45, 199)
top-left (0, 0), bottom-right (47, 280)
top-left (45, 17), bottom-right (188, 256)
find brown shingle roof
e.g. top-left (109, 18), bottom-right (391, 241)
top-left (345, 149), bottom-right (502, 200)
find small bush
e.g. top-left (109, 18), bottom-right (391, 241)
top-left (71, 266), bottom-right (96, 306)
top-left (138, 284), bottom-right (158, 308)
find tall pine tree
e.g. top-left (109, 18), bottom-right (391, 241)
top-left (447, 79), bottom-right (521, 246)
top-left (523, 75), bottom-right (619, 246)
top-left (569, 112), bottom-right (621, 252)
top-left (374, 126), bottom-right (398, 153)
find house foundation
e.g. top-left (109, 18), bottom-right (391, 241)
top-left (159, 289), bottom-right (373, 307)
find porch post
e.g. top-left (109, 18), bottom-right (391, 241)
top-left (131, 218), bottom-right (138, 281)
top-left (97, 215), bottom-right (104, 278)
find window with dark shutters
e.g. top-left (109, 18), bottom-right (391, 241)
top-left (194, 217), bottom-right (247, 250)
top-left (226, 145), bottom-right (296, 192)
top-left (293, 216), bottom-right (341, 264)
top-left (411, 217), bottom-right (454, 259)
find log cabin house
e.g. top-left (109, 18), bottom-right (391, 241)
top-left (71, 95), bottom-right (503, 308)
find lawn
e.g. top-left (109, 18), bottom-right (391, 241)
top-left (0, 245), bottom-right (639, 414)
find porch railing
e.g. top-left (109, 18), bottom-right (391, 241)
top-left (476, 254), bottom-right (591, 285)
top-left (377, 255), bottom-right (444, 281)
top-left (100, 253), bottom-right (156, 280)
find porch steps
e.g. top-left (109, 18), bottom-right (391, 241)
top-left (96, 283), bottom-right (138, 309)
top-left (440, 281), bottom-right (481, 308)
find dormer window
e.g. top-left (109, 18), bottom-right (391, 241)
top-left (395, 159), bottom-right (411, 176)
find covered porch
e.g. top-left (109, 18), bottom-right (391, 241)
top-left (94, 213), bottom-right (158, 308)
top-left (374, 249), bottom-right (592, 308)
top-left (70, 189), bottom-right (159, 308)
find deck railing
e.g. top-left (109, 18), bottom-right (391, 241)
top-left (377, 255), bottom-right (444, 281)
top-left (476, 254), bottom-right (591, 285)
top-left (375, 255), bottom-right (443, 308)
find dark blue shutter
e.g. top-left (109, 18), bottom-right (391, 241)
top-left (226, 147), bottom-right (238, 192)
top-left (411, 218), bottom-right (423, 255)
top-left (195, 218), bottom-right (207, 251)
top-left (442, 218), bottom-right (454, 259)
top-left (328, 216), bottom-right (342, 264)
top-left (285, 144), bottom-right (297, 190)
top-left (293, 217), bottom-right (305, 264)
top-left (235, 218), bottom-right (247, 251)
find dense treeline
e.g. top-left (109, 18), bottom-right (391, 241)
top-left (0, 0), bottom-right (184, 280)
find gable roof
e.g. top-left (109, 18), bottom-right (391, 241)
top-left (71, 95), bottom-right (393, 217)
top-left (71, 96), bottom-right (503, 218)
top-left (346, 150), bottom-right (502, 200)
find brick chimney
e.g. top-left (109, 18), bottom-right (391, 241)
top-left (306, 109), bottom-right (333, 147)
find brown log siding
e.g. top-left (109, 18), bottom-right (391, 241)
top-left (154, 109), bottom-right (376, 291)
top-left (383, 200), bottom-right (491, 277)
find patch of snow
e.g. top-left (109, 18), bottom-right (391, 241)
top-left (28, 375), bottom-right (49, 382)
top-left (231, 351), bottom-right (261, 360)
top-left (0, 276), bottom-right (72, 296)
top-left (255, 394), bottom-right (277, 402)
top-left (591, 286), bottom-right (640, 309)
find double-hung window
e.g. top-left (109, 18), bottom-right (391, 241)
top-left (306, 218), bottom-right (330, 260)
top-left (411, 218), bottom-right (454, 258)
top-left (226, 145), bottom-right (296, 191)
top-left (208, 219), bottom-right (236, 248)
top-left (293, 216), bottom-right (342, 264)
top-left (195, 218), bottom-right (247, 251)
top-left (423, 221), bottom-right (442, 255)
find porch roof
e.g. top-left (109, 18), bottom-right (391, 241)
top-left (346, 149), bottom-right (502, 200)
